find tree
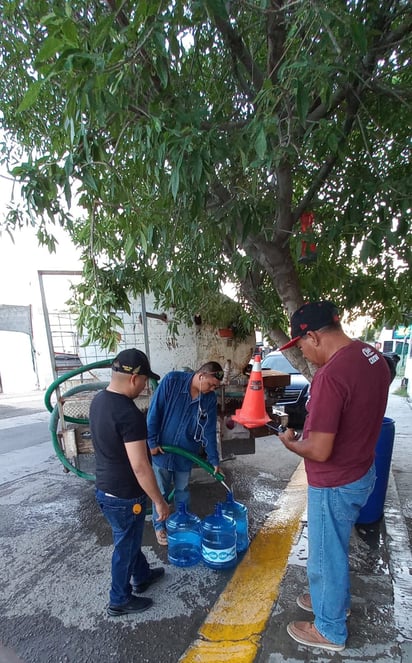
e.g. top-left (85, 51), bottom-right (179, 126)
top-left (0, 0), bottom-right (411, 355)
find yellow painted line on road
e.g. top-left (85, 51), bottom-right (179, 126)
top-left (179, 461), bottom-right (307, 663)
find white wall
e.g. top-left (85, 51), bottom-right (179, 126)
top-left (0, 267), bottom-right (255, 393)
top-left (0, 330), bottom-right (38, 392)
top-left (72, 291), bottom-right (255, 385)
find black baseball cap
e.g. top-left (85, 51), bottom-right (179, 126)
top-left (279, 301), bottom-right (341, 351)
top-left (112, 349), bottom-right (160, 380)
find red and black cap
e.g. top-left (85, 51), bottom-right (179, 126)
top-left (279, 301), bottom-right (340, 351)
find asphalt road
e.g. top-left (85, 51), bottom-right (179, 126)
top-left (0, 391), bottom-right (300, 663)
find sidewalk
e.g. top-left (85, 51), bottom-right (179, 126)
top-left (175, 381), bottom-right (412, 663)
top-left (257, 381), bottom-right (412, 661)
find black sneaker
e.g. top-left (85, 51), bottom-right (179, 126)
top-left (132, 567), bottom-right (165, 593)
top-left (107, 596), bottom-right (153, 616)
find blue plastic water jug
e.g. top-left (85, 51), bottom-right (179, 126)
top-left (201, 503), bottom-right (237, 570)
top-left (221, 491), bottom-right (249, 552)
top-left (166, 502), bottom-right (202, 567)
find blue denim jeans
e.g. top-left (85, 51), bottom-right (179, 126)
top-left (307, 464), bottom-right (376, 645)
top-left (96, 489), bottom-right (150, 607)
top-left (151, 464), bottom-right (191, 531)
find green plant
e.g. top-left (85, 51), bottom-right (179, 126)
top-left (199, 294), bottom-right (254, 341)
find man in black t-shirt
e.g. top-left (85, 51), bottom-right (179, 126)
top-left (90, 349), bottom-right (169, 617)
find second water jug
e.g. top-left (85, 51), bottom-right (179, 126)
top-left (201, 503), bottom-right (237, 570)
top-left (166, 502), bottom-right (202, 567)
top-left (221, 491), bottom-right (249, 552)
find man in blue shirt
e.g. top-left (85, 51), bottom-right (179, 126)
top-left (147, 362), bottom-right (224, 545)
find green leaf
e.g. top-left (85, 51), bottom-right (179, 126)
top-left (156, 59), bottom-right (169, 88)
top-left (64, 180), bottom-right (72, 209)
top-left (170, 169), bottom-right (180, 200)
top-left (35, 36), bottom-right (65, 63)
top-left (82, 170), bottom-right (99, 193)
top-left (296, 81), bottom-right (309, 125)
top-left (139, 231), bottom-right (148, 254)
top-left (64, 154), bottom-right (73, 177)
top-left (205, 0), bottom-right (229, 20)
top-left (255, 128), bottom-right (267, 160)
top-left (350, 21), bottom-right (367, 54)
top-left (327, 131), bottom-right (339, 152)
top-left (17, 80), bottom-right (43, 112)
top-left (124, 235), bottom-right (136, 260)
top-left (193, 153), bottom-right (203, 183)
top-left (62, 20), bottom-right (79, 48)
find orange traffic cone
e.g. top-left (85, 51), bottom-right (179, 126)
top-left (232, 354), bottom-right (271, 428)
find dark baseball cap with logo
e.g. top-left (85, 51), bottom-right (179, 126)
top-left (112, 348), bottom-right (160, 380)
top-left (279, 301), bottom-right (341, 351)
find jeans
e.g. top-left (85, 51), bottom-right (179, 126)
top-left (151, 464), bottom-right (191, 531)
top-left (96, 489), bottom-right (150, 607)
top-left (307, 464), bottom-right (376, 645)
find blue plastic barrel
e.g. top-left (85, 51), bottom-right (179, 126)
top-left (356, 417), bottom-right (395, 525)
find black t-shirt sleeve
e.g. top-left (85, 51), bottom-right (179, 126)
top-left (115, 401), bottom-right (147, 443)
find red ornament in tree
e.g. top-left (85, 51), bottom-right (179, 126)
top-left (299, 211), bottom-right (317, 263)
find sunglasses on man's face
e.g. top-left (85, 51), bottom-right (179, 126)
top-left (206, 371), bottom-right (224, 381)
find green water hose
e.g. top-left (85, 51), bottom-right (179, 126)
top-left (161, 445), bottom-right (228, 490)
top-left (44, 359), bottom-right (158, 418)
top-left (46, 359), bottom-right (115, 479)
top-left (44, 359), bottom-right (113, 414)
top-left (49, 381), bottom-right (108, 480)
top-left (46, 360), bottom-right (158, 478)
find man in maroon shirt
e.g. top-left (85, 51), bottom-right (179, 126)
top-left (278, 301), bottom-right (391, 652)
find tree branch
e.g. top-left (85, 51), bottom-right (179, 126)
top-left (103, 0), bottom-right (163, 94)
top-left (376, 14), bottom-right (412, 53)
top-left (295, 6), bottom-right (411, 219)
top-left (275, 161), bottom-right (294, 237)
top-left (266, 0), bottom-right (287, 84)
top-left (306, 86), bottom-right (349, 125)
top-left (304, 8), bottom-right (412, 132)
top-left (365, 82), bottom-right (412, 103)
top-left (294, 110), bottom-right (357, 221)
top-left (103, 0), bottom-right (129, 29)
top-left (210, 10), bottom-right (266, 94)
